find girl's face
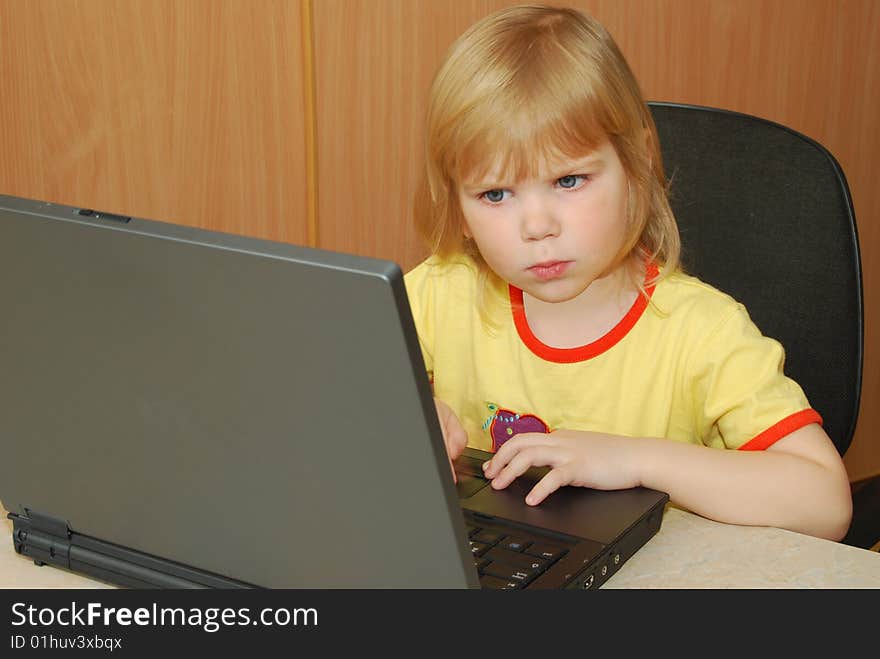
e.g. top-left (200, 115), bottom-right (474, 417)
top-left (457, 139), bottom-right (631, 305)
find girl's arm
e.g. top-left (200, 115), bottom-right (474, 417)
top-left (482, 423), bottom-right (852, 541)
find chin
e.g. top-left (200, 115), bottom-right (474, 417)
top-left (523, 281), bottom-right (589, 304)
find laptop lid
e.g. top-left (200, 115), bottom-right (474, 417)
top-left (0, 194), bottom-right (667, 589)
top-left (0, 194), bottom-right (478, 588)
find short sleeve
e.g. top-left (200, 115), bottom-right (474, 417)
top-left (687, 303), bottom-right (821, 450)
top-left (403, 260), bottom-right (435, 377)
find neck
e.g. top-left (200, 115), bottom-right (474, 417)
top-left (522, 261), bottom-right (642, 349)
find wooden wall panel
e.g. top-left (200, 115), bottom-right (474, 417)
top-left (312, 0), bottom-right (880, 480)
top-left (0, 0), bottom-right (308, 243)
top-left (311, 0), bottom-right (493, 263)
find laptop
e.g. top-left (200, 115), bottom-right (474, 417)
top-left (0, 193), bottom-right (668, 589)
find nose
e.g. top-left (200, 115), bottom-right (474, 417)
top-left (519, 196), bottom-right (560, 241)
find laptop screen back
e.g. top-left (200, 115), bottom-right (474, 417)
top-left (0, 195), bottom-right (478, 587)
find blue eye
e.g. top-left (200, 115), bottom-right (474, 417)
top-left (482, 189), bottom-right (506, 203)
top-left (558, 175), bottom-right (582, 189)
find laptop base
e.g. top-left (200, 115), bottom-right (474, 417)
top-left (9, 511), bottom-right (253, 589)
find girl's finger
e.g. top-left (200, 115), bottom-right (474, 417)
top-left (525, 467), bottom-right (570, 506)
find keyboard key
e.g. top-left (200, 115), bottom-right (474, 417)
top-left (480, 575), bottom-right (522, 590)
top-left (471, 530), bottom-right (505, 545)
top-left (484, 547), bottom-right (547, 572)
top-left (500, 536), bottom-right (533, 552)
top-left (482, 562), bottom-right (538, 584)
top-left (524, 543), bottom-right (567, 561)
top-left (474, 557), bottom-right (490, 573)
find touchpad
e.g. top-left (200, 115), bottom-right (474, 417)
top-left (453, 451), bottom-right (491, 499)
top-left (452, 450), bottom-right (548, 499)
top-left (454, 472), bottom-right (490, 498)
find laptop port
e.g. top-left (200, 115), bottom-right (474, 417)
top-left (582, 574), bottom-right (595, 589)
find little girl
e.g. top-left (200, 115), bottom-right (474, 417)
top-left (404, 5), bottom-right (852, 540)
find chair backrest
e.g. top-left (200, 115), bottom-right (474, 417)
top-left (648, 102), bottom-right (863, 456)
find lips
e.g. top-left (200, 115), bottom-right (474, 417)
top-left (528, 261), bottom-right (571, 281)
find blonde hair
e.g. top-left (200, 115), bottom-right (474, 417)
top-left (414, 4), bottom-right (680, 311)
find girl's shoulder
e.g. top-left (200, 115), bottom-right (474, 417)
top-left (404, 253), bottom-right (480, 291)
top-left (651, 269), bottom-right (744, 324)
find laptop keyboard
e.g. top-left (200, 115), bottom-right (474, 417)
top-left (466, 521), bottom-right (568, 589)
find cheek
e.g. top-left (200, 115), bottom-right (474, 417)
top-left (591, 182), bottom-right (629, 234)
top-left (460, 203), bottom-right (498, 243)
top-left (463, 216), bottom-right (518, 270)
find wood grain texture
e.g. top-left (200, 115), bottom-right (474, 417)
top-left (0, 0), bottom-right (308, 243)
top-left (312, 0), bottom-right (491, 263)
top-left (312, 0), bottom-right (880, 480)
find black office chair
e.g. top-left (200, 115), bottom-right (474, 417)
top-left (648, 102), bottom-right (871, 548)
top-left (648, 101), bottom-right (863, 455)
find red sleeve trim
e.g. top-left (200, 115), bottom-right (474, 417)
top-left (737, 409), bottom-right (824, 451)
top-left (510, 262), bottom-right (659, 363)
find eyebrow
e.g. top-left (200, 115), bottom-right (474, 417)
top-left (547, 155), bottom-right (604, 175)
top-left (462, 156), bottom-right (605, 190)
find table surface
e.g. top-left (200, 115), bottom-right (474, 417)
top-left (2, 504), bottom-right (878, 589)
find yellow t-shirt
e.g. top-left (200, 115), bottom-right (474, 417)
top-left (404, 255), bottom-right (820, 453)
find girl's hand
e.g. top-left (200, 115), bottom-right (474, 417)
top-left (482, 429), bottom-right (643, 505)
top-left (434, 398), bottom-right (468, 482)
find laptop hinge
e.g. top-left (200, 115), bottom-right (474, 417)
top-left (9, 509), bottom-right (73, 569)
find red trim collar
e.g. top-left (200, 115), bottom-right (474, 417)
top-left (510, 262), bottom-right (659, 363)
